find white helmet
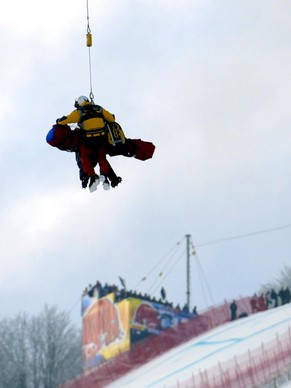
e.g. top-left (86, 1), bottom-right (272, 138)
top-left (74, 95), bottom-right (90, 108)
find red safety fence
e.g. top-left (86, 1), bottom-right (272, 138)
top-left (61, 314), bottom-right (210, 388)
top-left (61, 296), bottom-right (268, 388)
top-left (201, 297), bottom-right (252, 329)
top-left (177, 326), bottom-right (291, 388)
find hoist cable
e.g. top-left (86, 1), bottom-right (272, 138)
top-left (88, 50), bottom-right (94, 101)
top-left (86, 0), bottom-right (91, 34)
top-left (86, 0), bottom-right (94, 102)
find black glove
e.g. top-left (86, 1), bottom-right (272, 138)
top-left (56, 116), bottom-right (67, 123)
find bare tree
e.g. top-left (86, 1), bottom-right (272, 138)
top-left (260, 264), bottom-right (291, 296)
top-left (0, 314), bottom-right (30, 388)
top-left (277, 264), bottom-right (291, 287)
top-left (0, 306), bottom-right (82, 388)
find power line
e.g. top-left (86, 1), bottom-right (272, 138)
top-left (190, 239), bottom-right (215, 306)
top-left (150, 248), bottom-right (186, 296)
top-left (134, 236), bottom-right (185, 289)
top-left (195, 223), bottom-right (291, 248)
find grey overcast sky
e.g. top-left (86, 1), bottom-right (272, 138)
top-left (1, 0), bottom-right (291, 326)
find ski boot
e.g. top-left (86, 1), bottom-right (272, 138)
top-left (81, 176), bottom-right (89, 189)
top-left (111, 176), bottom-right (122, 188)
top-left (100, 174), bottom-right (110, 191)
top-left (89, 174), bottom-right (100, 193)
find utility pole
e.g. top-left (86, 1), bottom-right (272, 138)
top-left (186, 234), bottom-right (191, 310)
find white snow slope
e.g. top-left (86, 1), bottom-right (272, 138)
top-left (107, 303), bottom-right (291, 387)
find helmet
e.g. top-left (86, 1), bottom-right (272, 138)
top-left (74, 95), bottom-right (90, 108)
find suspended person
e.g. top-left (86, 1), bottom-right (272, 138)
top-left (56, 96), bottom-right (122, 192)
top-left (46, 120), bottom-right (156, 191)
top-left (75, 150), bottom-right (121, 190)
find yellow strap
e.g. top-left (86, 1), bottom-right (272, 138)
top-left (86, 131), bottom-right (106, 138)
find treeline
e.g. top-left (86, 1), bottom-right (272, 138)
top-left (261, 264), bottom-right (291, 296)
top-left (0, 305), bottom-right (82, 388)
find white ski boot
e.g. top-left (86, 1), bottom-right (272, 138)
top-left (89, 174), bottom-right (100, 193)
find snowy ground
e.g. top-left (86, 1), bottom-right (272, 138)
top-left (107, 304), bottom-right (291, 387)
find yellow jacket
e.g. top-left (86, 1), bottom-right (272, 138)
top-left (58, 102), bottom-right (115, 135)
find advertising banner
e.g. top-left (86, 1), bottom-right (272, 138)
top-left (82, 293), bottom-right (196, 369)
top-left (82, 293), bottom-right (130, 368)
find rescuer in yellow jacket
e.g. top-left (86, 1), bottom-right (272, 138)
top-left (57, 96), bottom-right (120, 192)
top-left (57, 96), bottom-right (115, 135)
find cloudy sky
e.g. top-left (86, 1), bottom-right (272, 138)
top-left (1, 0), bottom-right (291, 326)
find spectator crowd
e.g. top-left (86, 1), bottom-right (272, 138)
top-left (82, 280), bottom-right (197, 314)
top-left (249, 287), bottom-right (291, 313)
top-left (83, 281), bottom-right (291, 321)
top-left (229, 286), bottom-right (291, 321)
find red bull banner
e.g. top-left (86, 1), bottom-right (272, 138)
top-left (129, 298), bottom-right (195, 342)
top-left (82, 293), bottom-right (196, 369)
top-left (82, 293), bottom-right (130, 368)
